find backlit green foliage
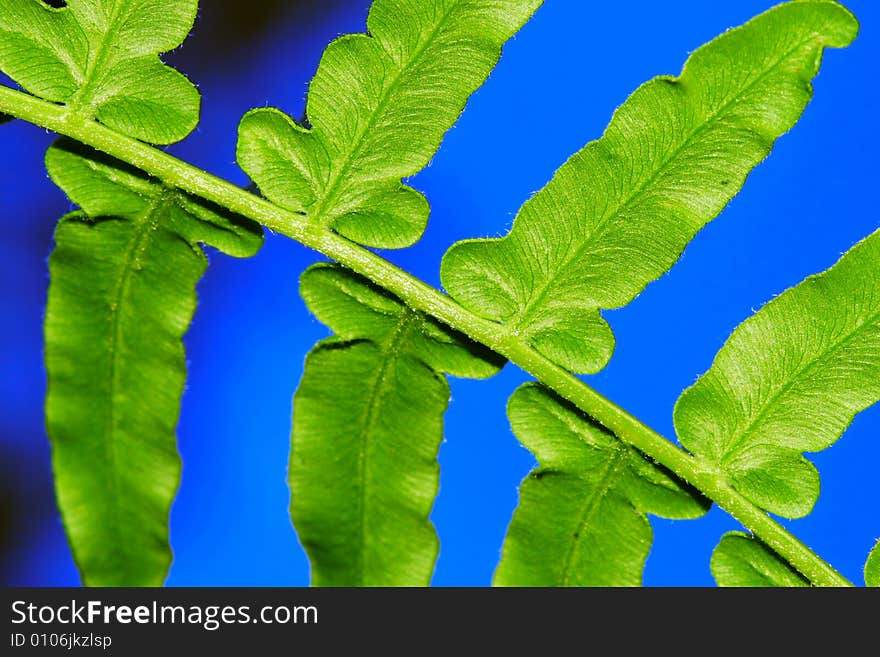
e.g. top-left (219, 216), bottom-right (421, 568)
top-left (866, 543), bottom-right (880, 587)
top-left (675, 229), bottom-right (880, 519)
top-left (237, 0), bottom-right (542, 248)
top-left (712, 533), bottom-right (809, 587)
top-left (441, 1), bottom-right (857, 374)
top-left (495, 385), bottom-right (706, 586)
top-left (291, 265), bottom-right (500, 585)
top-left (45, 140), bottom-right (261, 585)
top-left (0, 0), bottom-right (200, 143)
top-left (0, 0), bottom-right (874, 589)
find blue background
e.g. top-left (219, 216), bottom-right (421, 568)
top-left (1, 0), bottom-right (877, 587)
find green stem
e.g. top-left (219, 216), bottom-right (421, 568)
top-left (0, 85), bottom-right (852, 587)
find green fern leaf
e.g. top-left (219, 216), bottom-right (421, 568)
top-left (45, 140), bottom-right (262, 585)
top-left (441, 0), bottom-right (857, 374)
top-left (236, 0), bottom-right (542, 249)
top-left (292, 264), bottom-right (501, 585)
top-left (866, 542), bottom-right (880, 587)
top-left (495, 384), bottom-right (707, 586)
top-left (674, 229), bottom-right (880, 519)
top-left (711, 533), bottom-right (809, 587)
top-left (0, 0), bottom-right (200, 143)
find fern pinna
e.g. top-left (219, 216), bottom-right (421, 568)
top-left (0, 0), bottom-right (876, 587)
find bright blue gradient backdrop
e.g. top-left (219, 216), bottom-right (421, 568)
top-left (1, 1), bottom-right (878, 586)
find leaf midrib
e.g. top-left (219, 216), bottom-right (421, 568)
top-left (720, 301), bottom-right (880, 461)
top-left (101, 191), bottom-right (169, 572)
top-left (308, 0), bottom-right (463, 227)
top-left (77, 147), bottom-right (155, 194)
top-left (558, 446), bottom-right (628, 586)
top-left (511, 32), bottom-right (821, 333)
top-left (351, 312), bottom-right (416, 585)
top-left (69, 0), bottom-right (130, 115)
